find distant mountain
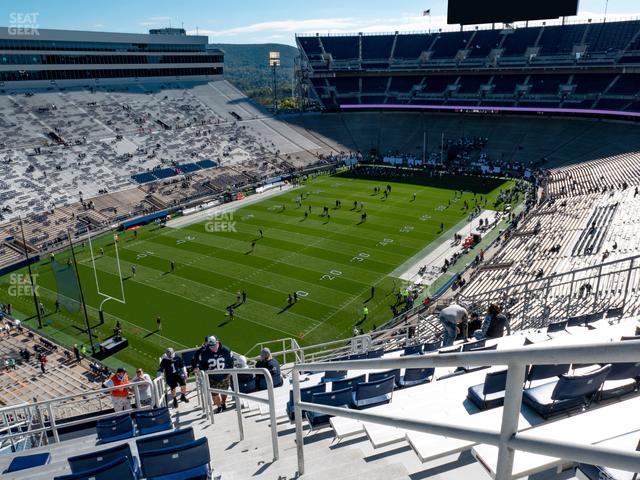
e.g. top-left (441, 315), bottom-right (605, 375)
top-left (210, 43), bottom-right (299, 106)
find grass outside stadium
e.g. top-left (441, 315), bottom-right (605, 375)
top-left (0, 171), bottom-right (521, 373)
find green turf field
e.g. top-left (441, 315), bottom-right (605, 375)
top-left (0, 174), bottom-right (515, 372)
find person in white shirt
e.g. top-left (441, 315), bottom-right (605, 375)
top-left (132, 368), bottom-right (153, 408)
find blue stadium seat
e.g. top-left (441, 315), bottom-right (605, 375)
top-left (136, 427), bottom-right (195, 454)
top-left (546, 320), bottom-right (568, 333)
top-left (567, 315), bottom-right (589, 327)
top-left (348, 353), bottom-right (368, 361)
top-left (462, 339), bottom-right (486, 351)
top-left (523, 365), bottom-right (611, 418)
top-left (439, 345), bottom-right (462, 354)
top-left (467, 370), bottom-right (508, 410)
top-left (403, 344), bottom-right (423, 356)
top-left (321, 370), bottom-right (347, 382)
top-left (332, 374), bottom-right (367, 392)
top-left (368, 369), bottom-right (401, 388)
top-left (5, 453), bottom-right (50, 473)
top-left (96, 415), bottom-right (135, 444)
top-left (367, 348), bottom-right (384, 358)
top-left (576, 462), bottom-right (625, 480)
top-left (306, 387), bottom-right (353, 426)
top-left (133, 408), bottom-right (172, 436)
top-left (139, 437), bottom-right (211, 480)
top-left (54, 456), bottom-right (137, 480)
top-left (352, 377), bottom-right (395, 408)
top-left (526, 363), bottom-right (571, 387)
top-left (399, 368), bottom-right (434, 388)
top-left (286, 383), bottom-right (326, 420)
top-left (600, 361), bottom-right (640, 400)
top-left (68, 443), bottom-right (140, 478)
top-left (422, 340), bottom-right (442, 353)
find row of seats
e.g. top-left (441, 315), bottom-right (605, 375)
top-left (96, 408), bottom-right (172, 444)
top-left (55, 426), bottom-right (211, 480)
top-left (468, 352), bottom-right (640, 417)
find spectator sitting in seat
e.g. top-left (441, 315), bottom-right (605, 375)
top-left (255, 347), bottom-right (283, 389)
top-left (474, 304), bottom-right (511, 340)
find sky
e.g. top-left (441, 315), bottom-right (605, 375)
top-left (1, 0), bottom-right (639, 45)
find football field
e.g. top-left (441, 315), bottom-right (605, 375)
top-left (0, 173), bottom-right (514, 371)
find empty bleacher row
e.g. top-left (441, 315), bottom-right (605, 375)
top-left (0, 320), bottom-right (108, 416)
top-left (461, 179), bottom-right (640, 329)
top-left (0, 79), bottom-right (331, 226)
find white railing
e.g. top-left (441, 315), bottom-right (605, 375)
top-left (0, 381), bottom-right (155, 447)
top-left (198, 368), bottom-right (279, 461)
top-left (291, 340), bottom-right (640, 478)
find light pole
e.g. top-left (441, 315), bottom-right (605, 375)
top-left (269, 51), bottom-right (281, 114)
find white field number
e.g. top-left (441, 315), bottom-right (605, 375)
top-left (377, 238), bottom-right (394, 247)
top-left (321, 270), bottom-right (343, 281)
top-left (136, 251), bottom-right (154, 260)
top-left (400, 225), bottom-right (414, 233)
top-left (296, 291), bottom-right (309, 297)
top-left (176, 236), bottom-right (196, 245)
top-left (350, 252), bottom-right (370, 263)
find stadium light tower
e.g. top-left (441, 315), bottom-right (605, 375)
top-left (269, 51), bottom-right (281, 114)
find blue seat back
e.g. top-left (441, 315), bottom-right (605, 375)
top-left (136, 427), bottom-right (195, 453)
top-left (483, 370), bottom-right (508, 396)
top-left (368, 369), bottom-right (401, 386)
top-left (348, 353), bottom-right (367, 360)
top-left (96, 415), bottom-right (134, 443)
top-left (68, 443), bottom-right (135, 474)
top-left (547, 320), bottom-right (568, 333)
top-left (552, 365), bottom-right (612, 401)
top-left (605, 361), bottom-right (640, 381)
top-left (439, 345), bottom-right (462, 354)
top-left (403, 344), bottom-right (423, 356)
top-left (134, 407), bottom-right (172, 434)
top-left (606, 307), bottom-right (624, 318)
top-left (462, 339), bottom-right (485, 351)
top-left (367, 349), bottom-right (384, 358)
top-left (354, 377), bottom-right (395, 402)
top-left (322, 370), bottom-right (347, 382)
top-left (527, 363), bottom-right (570, 382)
top-left (139, 437), bottom-right (210, 479)
top-left (54, 456), bottom-right (135, 480)
top-left (403, 368), bottom-right (434, 383)
top-left (288, 383), bottom-right (327, 406)
top-left (311, 387), bottom-right (353, 407)
top-left (567, 315), bottom-right (588, 327)
top-left (332, 374), bottom-right (366, 392)
top-left (423, 340), bottom-right (442, 352)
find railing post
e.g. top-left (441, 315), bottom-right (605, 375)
top-left (46, 403), bottom-right (60, 444)
top-left (566, 271), bottom-right (575, 318)
top-left (593, 264), bottom-right (603, 308)
top-left (293, 367), bottom-right (305, 476)
top-left (232, 372), bottom-right (244, 442)
top-left (622, 258), bottom-right (634, 313)
top-left (495, 363), bottom-right (527, 480)
top-left (261, 368), bottom-right (280, 461)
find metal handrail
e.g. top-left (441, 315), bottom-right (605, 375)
top-left (0, 381), bottom-right (155, 445)
top-left (199, 368), bottom-right (279, 461)
top-left (291, 340), bottom-right (640, 478)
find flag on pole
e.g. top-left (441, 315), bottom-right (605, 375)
top-left (423, 9), bottom-right (431, 16)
